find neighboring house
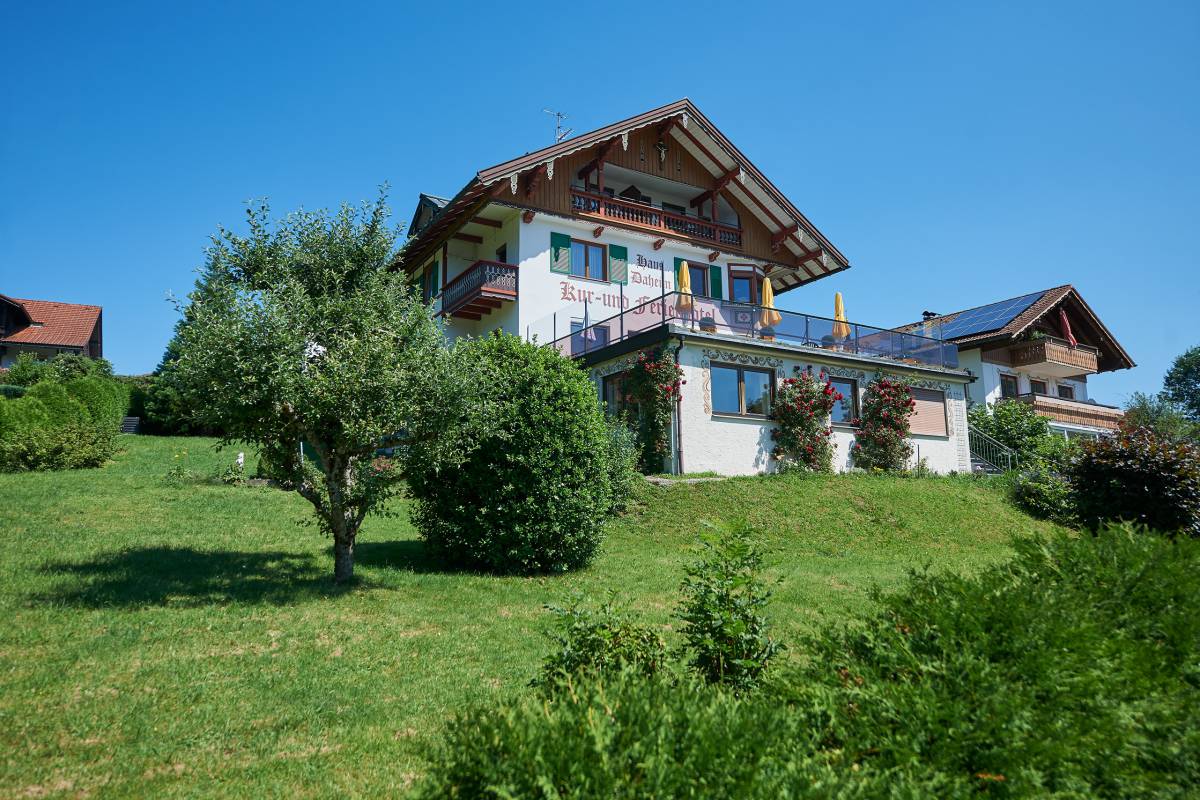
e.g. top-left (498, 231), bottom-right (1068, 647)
top-left (905, 286), bottom-right (1134, 437)
top-left (0, 294), bottom-right (103, 368)
top-left (399, 99), bottom-right (973, 476)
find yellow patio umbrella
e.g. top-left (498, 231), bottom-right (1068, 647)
top-left (832, 291), bottom-right (851, 339)
top-left (677, 260), bottom-right (694, 311)
top-left (759, 275), bottom-right (782, 327)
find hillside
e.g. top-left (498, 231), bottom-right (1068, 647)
top-left (0, 436), bottom-right (1064, 797)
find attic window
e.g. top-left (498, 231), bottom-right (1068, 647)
top-left (30, 322), bottom-right (43, 327)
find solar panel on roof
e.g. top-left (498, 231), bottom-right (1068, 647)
top-left (935, 291), bottom-right (1045, 340)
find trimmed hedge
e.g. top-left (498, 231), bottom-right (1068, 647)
top-left (0, 376), bottom-right (128, 472)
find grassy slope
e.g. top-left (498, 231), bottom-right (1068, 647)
top-left (0, 437), bottom-right (1064, 798)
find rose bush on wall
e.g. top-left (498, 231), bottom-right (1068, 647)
top-left (770, 368), bottom-right (839, 472)
top-left (623, 348), bottom-right (683, 473)
top-left (851, 377), bottom-right (915, 471)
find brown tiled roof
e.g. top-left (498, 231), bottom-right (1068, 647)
top-left (909, 285), bottom-right (1134, 372)
top-left (0, 295), bottom-right (101, 348)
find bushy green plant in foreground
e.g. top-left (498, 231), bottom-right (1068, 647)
top-left (1007, 462), bottom-right (1076, 525)
top-left (408, 334), bottom-right (618, 574)
top-left (535, 597), bottom-right (667, 689)
top-left (417, 527), bottom-right (1200, 798)
top-left (0, 375), bottom-right (128, 471)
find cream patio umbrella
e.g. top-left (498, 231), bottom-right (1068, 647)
top-left (677, 260), bottom-right (694, 312)
top-left (832, 292), bottom-right (851, 340)
top-left (759, 275), bottom-right (782, 327)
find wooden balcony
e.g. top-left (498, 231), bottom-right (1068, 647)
top-left (441, 260), bottom-right (517, 320)
top-left (570, 189), bottom-right (742, 248)
top-left (1012, 393), bottom-right (1123, 432)
top-left (1009, 336), bottom-right (1099, 377)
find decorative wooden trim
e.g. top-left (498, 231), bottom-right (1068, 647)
top-left (471, 216), bottom-right (502, 228)
top-left (652, 238), bottom-right (665, 250)
top-left (592, 226), bottom-right (605, 238)
top-left (521, 210), bottom-right (535, 224)
top-left (522, 163), bottom-right (547, 198)
top-left (452, 232), bottom-right (483, 244)
top-left (707, 251), bottom-right (719, 262)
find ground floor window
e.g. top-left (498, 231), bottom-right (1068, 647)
top-left (711, 364), bottom-right (773, 417)
top-left (1000, 373), bottom-right (1019, 399)
top-left (829, 376), bottom-right (858, 425)
top-left (909, 387), bottom-right (949, 437)
top-left (602, 371), bottom-right (638, 419)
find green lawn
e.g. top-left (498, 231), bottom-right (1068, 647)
top-left (0, 436), bottom-right (1064, 797)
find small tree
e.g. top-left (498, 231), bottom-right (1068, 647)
top-left (967, 399), bottom-right (1054, 462)
top-left (1163, 345), bottom-right (1200, 422)
top-left (851, 377), bottom-right (915, 471)
top-left (172, 193), bottom-right (463, 582)
top-left (1124, 392), bottom-right (1198, 444)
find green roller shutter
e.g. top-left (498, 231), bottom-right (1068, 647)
top-left (608, 244), bottom-right (628, 284)
top-left (551, 232), bottom-right (571, 274)
top-left (709, 265), bottom-right (723, 300)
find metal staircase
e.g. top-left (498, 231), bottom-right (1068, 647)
top-left (968, 427), bottom-right (1018, 474)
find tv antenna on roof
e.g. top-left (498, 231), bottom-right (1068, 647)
top-left (543, 108), bottom-right (573, 143)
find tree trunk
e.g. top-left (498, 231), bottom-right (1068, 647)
top-left (333, 535), bottom-right (355, 583)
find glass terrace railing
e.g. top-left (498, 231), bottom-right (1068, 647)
top-left (547, 291), bottom-right (959, 370)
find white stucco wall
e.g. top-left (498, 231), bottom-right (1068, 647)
top-left (590, 335), bottom-right (972, 477)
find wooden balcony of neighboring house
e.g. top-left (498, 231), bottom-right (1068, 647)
top-left (569, 189), bottom-right (743, 249)
top-left (1012, 392), bottom-right (1124, 432)
top-left (1008, 335), bottom-right (1100, 377)
top-left (440, 260), bottom-right (518, 320)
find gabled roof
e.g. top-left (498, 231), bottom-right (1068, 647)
top-left (406, 193), bottom-right (450, 240)
top-left (0, 295), bottom-right (102, 349)
top-left (399, 99), bottom-right (849, 290)
top-left (906, 285), bottom-right (1134, 372)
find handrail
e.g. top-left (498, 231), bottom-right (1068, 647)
top-left (1014, 335), bottom-right (1101, 355)
top-left (1010, 393), bottom-right (1121, 411)
top-left (570, 189), bottom-right (742, 247)
top-left (968, 426), bottom-right (1019, 472)
top-left (441, 260), bottom-right (517, 315)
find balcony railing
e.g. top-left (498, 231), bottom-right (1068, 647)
top-left (548, 291), bottom-right (959, 370)
top-left (1011, 392), bottom-right (1123, 431)
top-left (441, 260), bottom-right (518, 319)
top-left (570, 189), bottom-right (742, 248)
top-left (1009, 335), bottom-right (1100, 374)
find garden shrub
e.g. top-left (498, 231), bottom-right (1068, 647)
top-left (676, 523), bottom-right (782, 692)
top-left (1007, 462), bottom-right (1076, 525)
top-left (1069, 424), bottom-right (1200, 537)
top-left (65, 376), bottom-right (128, 429)
top-left (604, 419), bottom-right (639, 514)
top-left (535, 597), bottom-right (667, 689)
top-left (967, 399), bottom-right (1055, 464)
top-left (850, 376), bottom-right (914, 471)
top-left (23, 381), bottom-right (89, 426)
top-left (0, 375), bottom-right (127, 472)
top-left (417, 527), bottom-right (1200, 798)
top-left (4, 352), bottom-right (47, 386)
top-left (407, 334), bottom-right (617, 574)
top-left (0, 384), bottom-right (25, 399)
top-left (622, 347), bottom-right (683, 473)
top-left (770, 368), bottom-right (839, 472)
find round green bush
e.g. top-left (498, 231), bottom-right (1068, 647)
top-left (407, 334), bottom-right (616, 574)
top-left (1069, 424), bottom-right (1200, 537)
top-left (0, 384), bottom-right (26, 399)
top-left (24, 382), bottom-right (89, 426)
top-left (1008, 463), bottom-right (1076, 525)
top-left (65, 376), bottom-right (128, 428)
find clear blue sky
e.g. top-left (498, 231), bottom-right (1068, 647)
top-left (2, 1), bottom-right (1197, 403)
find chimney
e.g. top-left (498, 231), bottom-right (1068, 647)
top-left (922, 310), bottom-right (939, 321)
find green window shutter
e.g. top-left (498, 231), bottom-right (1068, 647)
top-left (551, 232), bottom-right (571, 274)
top-left (608, 244), bottom-right (628, 284)
top-left (709, 265), bottom-right (723, 300)
top-left (431, 261), bottom-right (440, 294)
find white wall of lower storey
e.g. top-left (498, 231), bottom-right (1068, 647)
top-left (590, 335), bottom-right (972, 477)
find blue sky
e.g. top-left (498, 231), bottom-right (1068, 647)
top-left (2, 1), bottom-right (1197, 403)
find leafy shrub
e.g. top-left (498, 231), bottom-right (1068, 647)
top-left (967, 398), bottom-right (1054, 463)
top-left (676, 523), bottom-right (782, 692)
top-left (0, 375), bottom-right (128, 472)
top-left (850, 377), bottom-right (914, 471)
top-left (4, 352), bottom-right (47, 386)
top-left (1124, 390), bottom-right (1199, 443)
top-left (535, 597), bottom-right (667, 689)
top-left (1008, 462), bottom-right (1076, 524)
top-left (0, 384), bottom-right (25, 399)
top-left (770, 368), bottom-right (838, 472)
top-left (1069, 424), bottom-right (1200, 537)
top-left (622, 347), bottom-right (683, 473)
top-left (407, 334), bottom-right (616, 574)
top-left (0, 420), bottom-right (114, 470)
top-left (43, 353), bottom-right (113, 382)
top-left (604, 419), bottom-right (639, 514)
top-left (65, 376), bottom-right (128, 429)
top-left (23, 382), bottom-right (89, 426)
top-left (417, 528), bottom-right (1200, 798)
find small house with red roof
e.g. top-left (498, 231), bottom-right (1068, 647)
top-left (0, 294), bottom-right (103, 368)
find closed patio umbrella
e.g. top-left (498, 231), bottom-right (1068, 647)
top-left (677, 260), bottom-right (694, 312)
top-left (759, 275), bottom-right (782, 327)
top-left (832, 292), bottom-right (851, 340)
